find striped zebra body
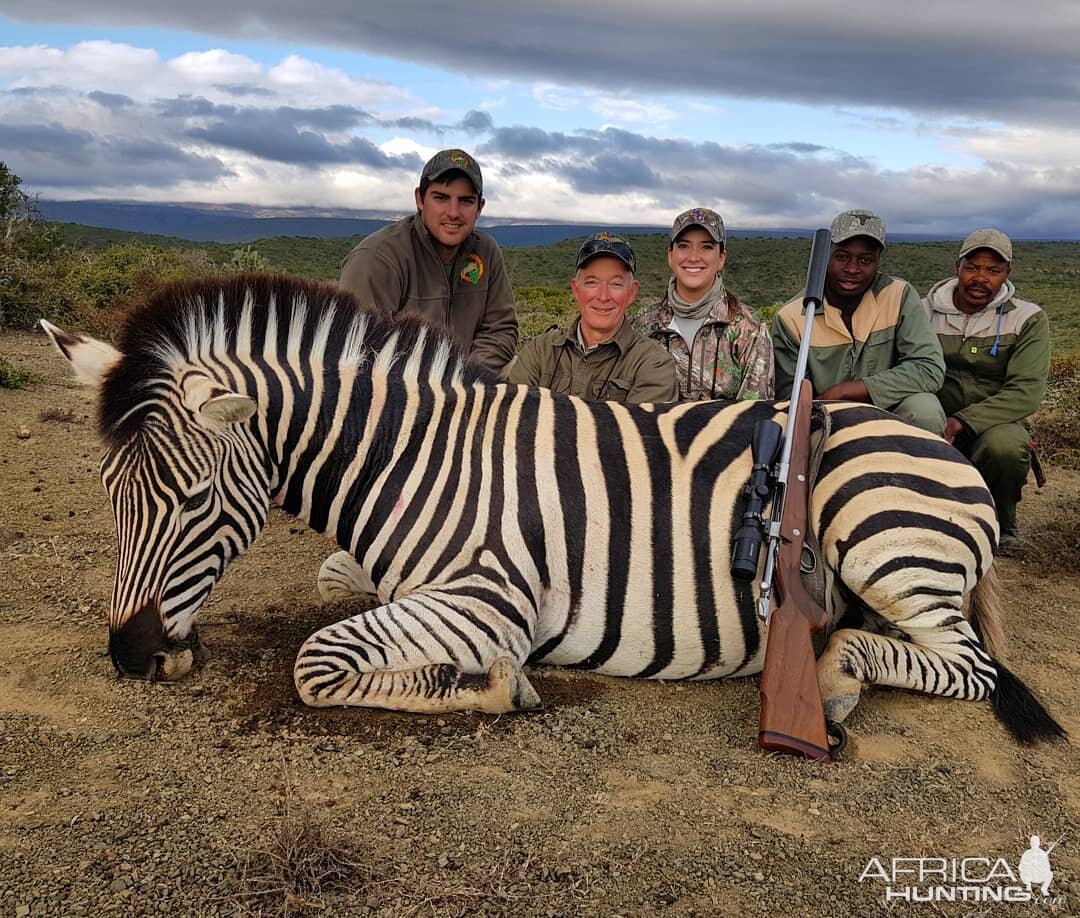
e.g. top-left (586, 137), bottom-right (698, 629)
top-left (44, 274), bottom-right (1064, 744)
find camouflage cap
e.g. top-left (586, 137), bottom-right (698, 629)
top-left (420, 148), bottom-right (483, 196)
top-left (670, 207), bottom-right (725, 244)
top-left (576, 233), bottom-right (636, 274)
top-left (958, 228), bottom-right (1012, 263)
top-left (830, 209), bottom-right (886, 248)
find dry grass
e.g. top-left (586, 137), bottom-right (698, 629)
top-left (1016, 492), bottom-right (1080, 572)
top-left (1030, 353), bottom-right (1080, 469)
top-left (228, 775), bottom-right (371, 916)
top-left (37, 407), bottom-right (82, 424)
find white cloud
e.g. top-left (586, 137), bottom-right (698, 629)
top-left (587, 94), bottom-right (677, 126)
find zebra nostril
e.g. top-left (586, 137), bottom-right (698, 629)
top-left (150, 652), bottom-right (169, 683)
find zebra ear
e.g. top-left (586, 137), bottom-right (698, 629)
top-left (181, 372), bottom-right (257, 429)
top-left (40, 319), bottom-right (122, 388)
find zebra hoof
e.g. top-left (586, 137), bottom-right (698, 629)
top-left (488, 657), bottom-right (543, 713)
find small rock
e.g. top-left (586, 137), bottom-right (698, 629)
top-left (15, 906), bottom-right (30, 918)
top-left (16, 426), bottom-right (31, 440)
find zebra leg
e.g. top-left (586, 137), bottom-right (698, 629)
top-left (293, 590), bottom-right (542, 714)
top-left (817, 621), bottom-right (997, 726)
top-left (317, 550), bottom-right (378, 603)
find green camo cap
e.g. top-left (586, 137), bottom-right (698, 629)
top-left (831, 209), bottom-right (886, 248)
top-left (958, 228), bottom-right (1012, 263)
top-left (421, 148), bottom-right (483, 196)
top-left (576, 233), bottom-right (636, 274)
top-left (671, 207), bottom-right (725, 244)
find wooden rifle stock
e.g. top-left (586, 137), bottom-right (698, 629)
top-left (758, 380), bottom-right (831, 762)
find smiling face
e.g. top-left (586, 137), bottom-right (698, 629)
top-left (571, 255), bottom-right (639, 347)
top-left (954, 249), bottom-right (1011, 314)
top-left (668, 227), bottom-right (727, 302)
top-left (415, 174), bottom-right (483, 256)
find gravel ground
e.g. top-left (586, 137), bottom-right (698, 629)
top-left (1, 329), bottom-right (1078, 917)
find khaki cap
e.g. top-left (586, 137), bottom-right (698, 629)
top-left (420, 148), bottom-right (483, 196)
top-left (830, 209), bottom-right (886, 247)
top-left (671, 207), bottom-right (725, 244)
top-left (958, 228), bottom-right (1012, 262)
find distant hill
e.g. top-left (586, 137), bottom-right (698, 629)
top-left (39, 199), bottom-right (993, 247)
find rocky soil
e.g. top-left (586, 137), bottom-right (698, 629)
top-left (1, 328), bottom-right (1078, 917)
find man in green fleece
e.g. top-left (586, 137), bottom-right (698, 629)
top-left (338, 148), bottom-right (518, 375)
top-left (923, 229), bottom-right (1050, 555)
top-left (506, 234), bottom-right (678, 403)
top-left (772, 209), bottom-right (946, 434)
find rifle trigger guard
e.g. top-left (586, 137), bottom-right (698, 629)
top-left (800, 545), bottom-right (817, 575)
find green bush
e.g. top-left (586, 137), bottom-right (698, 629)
top-left (514, 285), bottom-right (576, 341)
top-left (0, 357), bottom-right (37, 389)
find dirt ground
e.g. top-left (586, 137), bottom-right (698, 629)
top-left (1, 327), bottom-right (1078, 917)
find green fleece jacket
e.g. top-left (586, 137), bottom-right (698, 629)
top-left (506, 317), bottom-right (678, 404)
top-left (922, 278), bottom-right (1050, 435)
top-left (339, 213), bottom-right (518, 374)
top-left (772, 273), bottom-right (944, 407)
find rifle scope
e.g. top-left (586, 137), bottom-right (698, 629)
top-left (730, 418), bottom-right (782, 581)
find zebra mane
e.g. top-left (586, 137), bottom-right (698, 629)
top-left (98, 272), bottom-right (488, 447)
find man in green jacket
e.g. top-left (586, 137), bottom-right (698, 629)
top-left (338, 148), bottom-right (518, 375)
top-left (923, 229), bottom-right (1050, 554)
top-left (772, 209), bottom-right (946, 434)
top-left (507, 234), bottom-right (678, 403)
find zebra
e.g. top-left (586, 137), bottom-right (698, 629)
top-left (42, 273), bottom-right (1064, 745)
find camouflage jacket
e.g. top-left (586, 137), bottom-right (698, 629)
top-left (630, 290), bottom-right (774, 401)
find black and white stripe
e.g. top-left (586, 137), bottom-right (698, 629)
top-left (48, 274), bottom-right (1064, 741)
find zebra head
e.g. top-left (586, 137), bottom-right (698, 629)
top-left (41, 318), bottom-right (269, 681)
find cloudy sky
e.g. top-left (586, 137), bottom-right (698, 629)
top-left (2, 2), bottom-right (1079, 236)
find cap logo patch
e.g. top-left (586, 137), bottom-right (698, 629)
top-left (460, 253), bottom-right (485, 285)
top-left (450, 151), bottom-right (470, 167)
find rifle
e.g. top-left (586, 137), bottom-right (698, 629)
top-left (730, 227), bottom-right (834, 762)
top-left (1029, 438), bottom-right (1046, 489)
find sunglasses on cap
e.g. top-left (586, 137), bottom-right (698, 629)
top-left (576, 234), bottom-right (636, 274)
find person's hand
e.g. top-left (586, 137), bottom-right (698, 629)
top-left (818, 381), bottom-right (870, 402)
top-left (944, 417), bottom-right (965, 445)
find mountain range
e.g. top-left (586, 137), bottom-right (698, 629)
top-left (39, 199), bottom-right (960, 247)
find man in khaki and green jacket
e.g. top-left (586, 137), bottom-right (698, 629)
top-left (922, 228), bottom-right (1050, 553)
top-left (772, 209), bottom-right (946, 434)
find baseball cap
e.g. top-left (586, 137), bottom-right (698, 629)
top-left (958, 228), bottom-right (1012, 263)
top-left (420, 148), bottom-right (483, 196)
top-left (831, 209), bottom-right (886, 248)
top-left (671, 207), bottom-right (725, 244)
top-left (575, 233), bottom-right (636, 274)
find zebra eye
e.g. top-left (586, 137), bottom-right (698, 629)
top-left (183, 487), bottom-right (212, 512)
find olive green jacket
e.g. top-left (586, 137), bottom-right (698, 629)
top-left (772, 273), bottom-right (945, 408)
top-left (922, 278), bottom-right (1050, 435)
top-left (506, 317), bottom-right (679, 404)
top-left (339, 213), bottom-right (518, 374)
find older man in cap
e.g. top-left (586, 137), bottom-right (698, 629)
top-left (338, 148), bottom-right (518, 375)
top-left (507, 233), bottom-right (678, 403)
top-left (772, 209), bottom-right (946, 434)
top-left (631, 207), bottom-right (773, 401)
top-left (923, 229), bottom-right (1051, 554)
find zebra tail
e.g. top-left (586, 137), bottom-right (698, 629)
top-left (991, 661), bottom-right (1068, 745)
top-left (971, 567), bottom-right (1067, 744)
top-left (968, 564), bottom-right (1006, 661)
